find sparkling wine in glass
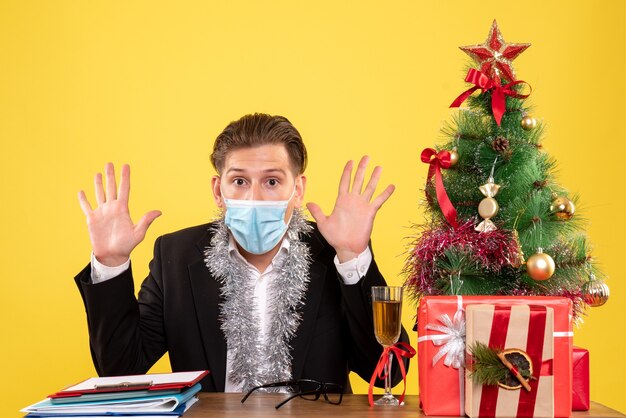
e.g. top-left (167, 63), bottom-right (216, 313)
top-left (371, 286), bottom-right (403, 406)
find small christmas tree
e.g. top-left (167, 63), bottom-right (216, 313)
top-left (404, 20), bottom-right (609, 317)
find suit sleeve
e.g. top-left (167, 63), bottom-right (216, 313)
top-left (337, 258), bottom-right (411, 388)
top-left (74, 237), bottom-right (167, 376)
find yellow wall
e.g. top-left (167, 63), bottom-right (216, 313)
top-left (1, 1), bottom-right (625, 416)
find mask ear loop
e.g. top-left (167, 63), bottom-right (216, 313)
top-left (282, 186), bottom-right (299, 229)
top-left (217, 178), bottom-right (228, 207)
top-left (216, 176), bottom-right (231, 203)
top-left (288, 184), bottom-right (297, 202)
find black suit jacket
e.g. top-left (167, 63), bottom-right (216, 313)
top-left (75, 221), bottom-right (410, 392)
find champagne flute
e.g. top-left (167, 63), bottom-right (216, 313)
top-left (371, 286), bottom-right (403, 406)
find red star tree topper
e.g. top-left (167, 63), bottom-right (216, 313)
top-left (460, 20), bottom-right (530, 82)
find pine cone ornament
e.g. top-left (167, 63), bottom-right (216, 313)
top-left (491, 136), bottom-right (510, 153)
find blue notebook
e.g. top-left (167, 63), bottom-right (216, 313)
top-left (22, 383), bottom-right (201, 416)
top-left (25, 396), bottom-right (198, 416)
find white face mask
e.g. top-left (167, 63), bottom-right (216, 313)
top-left (222, 188), bottom-right (296, 255)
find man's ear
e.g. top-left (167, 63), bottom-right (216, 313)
top-left (211, 176), bottom-right (224, 208)
top-left (294, 175), bottom-right (307, 208)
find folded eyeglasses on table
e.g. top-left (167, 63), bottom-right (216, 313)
top-left (241, 379), bottom-right (344, 409)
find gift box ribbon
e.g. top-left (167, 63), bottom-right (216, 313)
top-left (478, 305), bottom-right (552, 418)
top-left (368, 342), bottom-right (416, 407)
top-left (419, 309), bottom-right (466, 368)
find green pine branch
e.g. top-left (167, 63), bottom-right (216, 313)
top-left (468, 342), bottom-right (531, 387)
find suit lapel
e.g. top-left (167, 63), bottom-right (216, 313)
top-left (188, 233), bottom-right (227, 392)
top-left (290, 229), bottom-right (327, 380)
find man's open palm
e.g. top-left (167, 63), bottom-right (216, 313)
top-left (78, 163), bottom-right (161, 267)
top-left (306, 156), bottom-right (394, 263)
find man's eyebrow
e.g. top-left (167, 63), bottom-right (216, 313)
top-left (261, 168), bottom-right (288, 175)
top-left (224, 167), bottom-right (245, 174)
top-left (224, 167), bottom-right (288, 175)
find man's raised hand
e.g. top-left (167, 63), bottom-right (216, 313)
top-left (306, 156), bottom-right (394, 263)
top-left (78, 163), bottom-right (161, 267)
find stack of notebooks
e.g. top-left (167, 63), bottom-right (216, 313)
top-left (21, 370), bottom-right (208, 417)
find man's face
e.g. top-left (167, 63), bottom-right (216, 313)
top-left (212, 144), bottom-right (306, 223)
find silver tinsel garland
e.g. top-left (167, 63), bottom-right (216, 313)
top-left (204, 209), bottom-right (312, 392)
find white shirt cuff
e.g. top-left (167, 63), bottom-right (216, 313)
top-left (334, 247), bottom-right (372, 285)
top-left (90, 253), bottom-right (130, 284)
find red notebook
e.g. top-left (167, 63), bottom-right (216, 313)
top-left (49, 370), bottom-right (209, 399)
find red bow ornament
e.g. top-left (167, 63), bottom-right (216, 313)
top-left (421, 148), bottom-right (458, 228)
top-left (368, 342), bottom-right (416, 407)
top-left (450, 68), bottom-right (531, 126)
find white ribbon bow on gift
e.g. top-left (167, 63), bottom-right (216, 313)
top-left (425, 309), bottom-right (466, 369)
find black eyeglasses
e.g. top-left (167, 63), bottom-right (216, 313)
top-left (241, 379), bottom-right (344, 409)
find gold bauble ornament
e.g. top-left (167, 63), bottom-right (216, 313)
top-left (449, 147), bottom-right (459, 167)
top-left (550, 196), bottom-right (575, 220)
top-left (582, 275), bottom-right (610, 307)
top-left (521, 115), bottom-right (537, 130)
top-left (526, 248), bottom-right (555, 281)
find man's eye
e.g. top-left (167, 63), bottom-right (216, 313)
top-left (235, 179), bottom-right (246, 186)
top-left (268, 179), bottom-right (278, 186)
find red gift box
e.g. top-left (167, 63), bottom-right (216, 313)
top-left (572, 347), bottom-right (590, 411)
top-left (465, 304), bottom-right (555, 418)
top-left (417, 296), bottom-right (573, 417)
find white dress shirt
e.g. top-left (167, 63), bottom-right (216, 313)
top-left (90, 235), bottom-right (372, 392)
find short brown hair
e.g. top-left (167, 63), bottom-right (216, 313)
top-left (210, 113), bottom-right (308, 175)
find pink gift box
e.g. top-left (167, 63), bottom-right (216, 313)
top-left (417, 296), bottom-right (573, 417)
top-left (572, 347), bottom-right (589, 411)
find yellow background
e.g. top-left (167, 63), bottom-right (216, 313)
top-left (1, 1), bottom-right (625, 416)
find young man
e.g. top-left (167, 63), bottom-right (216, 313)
top-left (75, 113), bottom-right (409, 393)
